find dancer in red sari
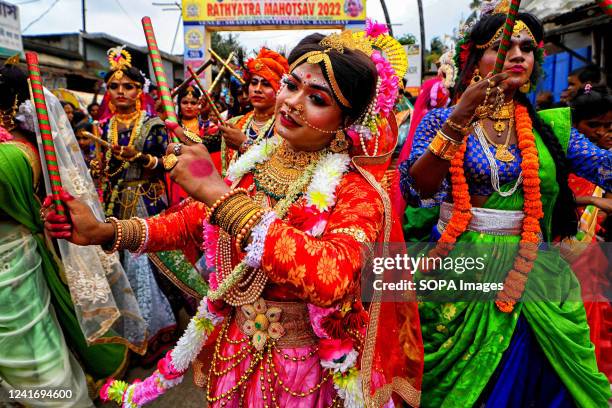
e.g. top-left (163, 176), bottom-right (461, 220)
top-left (43, 26), bottom-right (423, 407)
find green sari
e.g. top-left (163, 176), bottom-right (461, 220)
top-left (417, 110), bottom-right (611, 407)
top-left (0, 142), bottom-right (127, 383)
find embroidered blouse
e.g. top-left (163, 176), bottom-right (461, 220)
top-left (399, 107), bottom-right (612, 207)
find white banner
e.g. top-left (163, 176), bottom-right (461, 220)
top-left (404, 44), bottom-right (421, 93)
top-left (0, 1), bottom-right (22, 57)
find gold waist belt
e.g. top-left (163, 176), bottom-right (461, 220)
top-left (234, 299), bottom-right (318, 348)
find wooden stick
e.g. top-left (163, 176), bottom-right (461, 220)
top-left (187, 66), bottom-right (225, 125)
top-left (171, 58), bottom-right (214, 97)
top-left (208, 51), bottom-right (235, 93)
top-left (82, 131), bottom-right (111, 148)
top-left (208, 48), bottom-right (245, 85)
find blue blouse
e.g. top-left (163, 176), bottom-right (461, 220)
top-left (399, 107), bottom-right (612, 207)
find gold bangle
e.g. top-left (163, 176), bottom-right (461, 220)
top-left (428, 131), bottom-right (463, 161)
top-left (214, 194), bottom-right (252, 232)
top-left (133, 217), bottom-right (148, 253)
top-left (207, 188), bottom-right (249, 224)
top-left (116, 219), bottom-right (142, 252)
top-left (143, 154), bottom-right (155, 169)
top-left (233, 207), bottom-right (260, 237)
top-left (445, 117), bottom-right (471, 135)
top-left (235, 210), bottom-right (265, 251)
top-left (438, 128), bottom-right (463, 145)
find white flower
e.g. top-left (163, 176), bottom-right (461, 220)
top-left (334, 370), bottom-right (364, 408)
top-left (320, 349), bottom-right (359, 373)
top-left (227, 136), bottom-right (281, 182)
top-left (305, 153), bottom-right (350, 211)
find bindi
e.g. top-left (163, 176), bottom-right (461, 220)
top-left (189, 158), bottom-right (214, 178)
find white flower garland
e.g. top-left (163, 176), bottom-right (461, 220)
top-left (226, 136), bottom-right (281, 182)
top-left (305, 153), bottom-right (351, 211)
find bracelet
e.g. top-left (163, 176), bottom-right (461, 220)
top-left (239, 139), bottom-right (254, 155)
top-left (428, 130), bottom-right (464, 161)
top-left (445, 117), bottom-right (471, 135)
top-left (117, 218), bottom-right (145, 252)
top-left (206, 188), bottom-right (249, 224)
top-left (134, 217), bottom-right (148, 253)
top-left (103, 217), bottom-right (123, 254)
top-left (236, 209), bottom-right (265, 252)
top-left (143, 154), bottom-right (155, 169)
top-left (438, 128), bottom-right (463, 145)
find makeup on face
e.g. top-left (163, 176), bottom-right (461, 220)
top-left (274, 63), bottom-right (344, 152)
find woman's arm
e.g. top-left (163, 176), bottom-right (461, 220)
top-left (566, 129), bottom-right (612, 192)
top-left (259, 173), bottom-right (384, 307)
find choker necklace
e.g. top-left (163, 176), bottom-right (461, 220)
top-left (182, 117), bottom-right (199, 133)
top-left (115, 110), bottom-right (141, 126)
top-left (254, 141), bottom-right (324, 200)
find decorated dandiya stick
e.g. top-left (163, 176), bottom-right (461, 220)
top-left (492, 0), bottom-right (522, 75)
top-left (141, 16), bottom-right (180, 143)
top-left (187, 66), bottom-right (226, 125)
top-left (597, 0), bottom-right (612, 16)
top-left (26, 52), bottom-right (66, 216)
top-left (208, 48), bottom-right (246, 85)
top-left (171, 58), bottom-right (214, 97)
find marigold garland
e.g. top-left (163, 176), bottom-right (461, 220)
top-left (423, 104), bottom-right (543, 313)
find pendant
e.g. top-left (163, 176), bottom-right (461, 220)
top-left (494, 120), bottom-right (506, 133)
top-left (495, 145), bottom-right (515, 162)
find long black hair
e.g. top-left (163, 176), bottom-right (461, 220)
top-left (0, 63), bottom-right (29, 111)
top-left (570, 86), bottom-right (612, 124)
top-left (456, 13), bottom-right (578, 239)
top-left (287, 33), bottom-right (378, 123)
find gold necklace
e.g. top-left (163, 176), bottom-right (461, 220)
top-left (254, 141), bottom-right (324, 200)
top-left (481, 118), bottom-right (515, 162)
top-left (182, 116), bottom-right (199, 133)
top-left (0, 95), bottom-right (18, 131)
top-left (114, 110), bottom-right (141, 126)
top-left (489, 100), bottom-right (514, 135)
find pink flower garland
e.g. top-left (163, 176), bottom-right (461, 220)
top-left (0, 126), bottom-right (14, 142)
top-left (370, 50), bottom-right (399, 118)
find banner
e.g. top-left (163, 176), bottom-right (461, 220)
top-left (182, 0), bottom-right (366, 26)
top-left (183, 24), bottom-right (207, 78)
top-left (0, 1), bottom-right (22, 57)
top-left (404, 44), bottom-right (421, 95)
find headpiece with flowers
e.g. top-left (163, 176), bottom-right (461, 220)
top-left (106, 45), bottom-right (133, 83)
top-left (453, 0), bottom-right (545, 92)
top-left (289, 19), bottom-right (407, 157)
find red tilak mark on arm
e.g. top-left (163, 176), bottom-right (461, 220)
top-left (189, 159), bottom-right (214, 178)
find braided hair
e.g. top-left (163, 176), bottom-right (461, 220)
top-left (455, 13), bottom-right (578, 239)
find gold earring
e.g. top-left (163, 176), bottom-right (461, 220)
top-left (109, 101), bottom-right (116, 114)
top-left (330, 129), bottom-right (349, 153)
top-left (135, 95), bottom-right (142, 112)
top-left (519, 82), bottom-right (531, 93)
top-left (471, 69), bottom-right (482, 85)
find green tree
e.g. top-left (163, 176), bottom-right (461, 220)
top-left (425, 36), bottom-right (447, 70)
top-left (397, 33), bottom-right (417, 46)
top-left (211, 32), bottom-right (245, 60)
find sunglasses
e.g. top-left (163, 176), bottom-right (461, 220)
top-left (108, 82), bottom-right (141, 91)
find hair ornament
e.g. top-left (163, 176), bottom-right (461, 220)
top-left (584, 83), bottom-right (593, 94)
top-left (107, 45), bottom-right (132, 82)
top-left (3, 53), bottom-right (20, 66)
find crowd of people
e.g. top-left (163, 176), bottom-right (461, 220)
top-left (0, 0), bottom-right (611, 407)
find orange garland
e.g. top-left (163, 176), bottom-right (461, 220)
top-left (424, 104), bottom-right (543, 313)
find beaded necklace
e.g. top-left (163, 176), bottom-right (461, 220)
top-left (102, 111), bottom-right (146, 216)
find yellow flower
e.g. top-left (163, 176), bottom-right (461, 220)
top-left (309, 190), bottom-right (330, 211)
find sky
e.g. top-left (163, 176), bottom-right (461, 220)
top-left (15, 0), bottom-right (473, 56)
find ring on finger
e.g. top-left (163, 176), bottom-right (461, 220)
top-left (173, 144), bottom-right (182, 156)
top-left (162, 153), bottom-right (179, 171)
